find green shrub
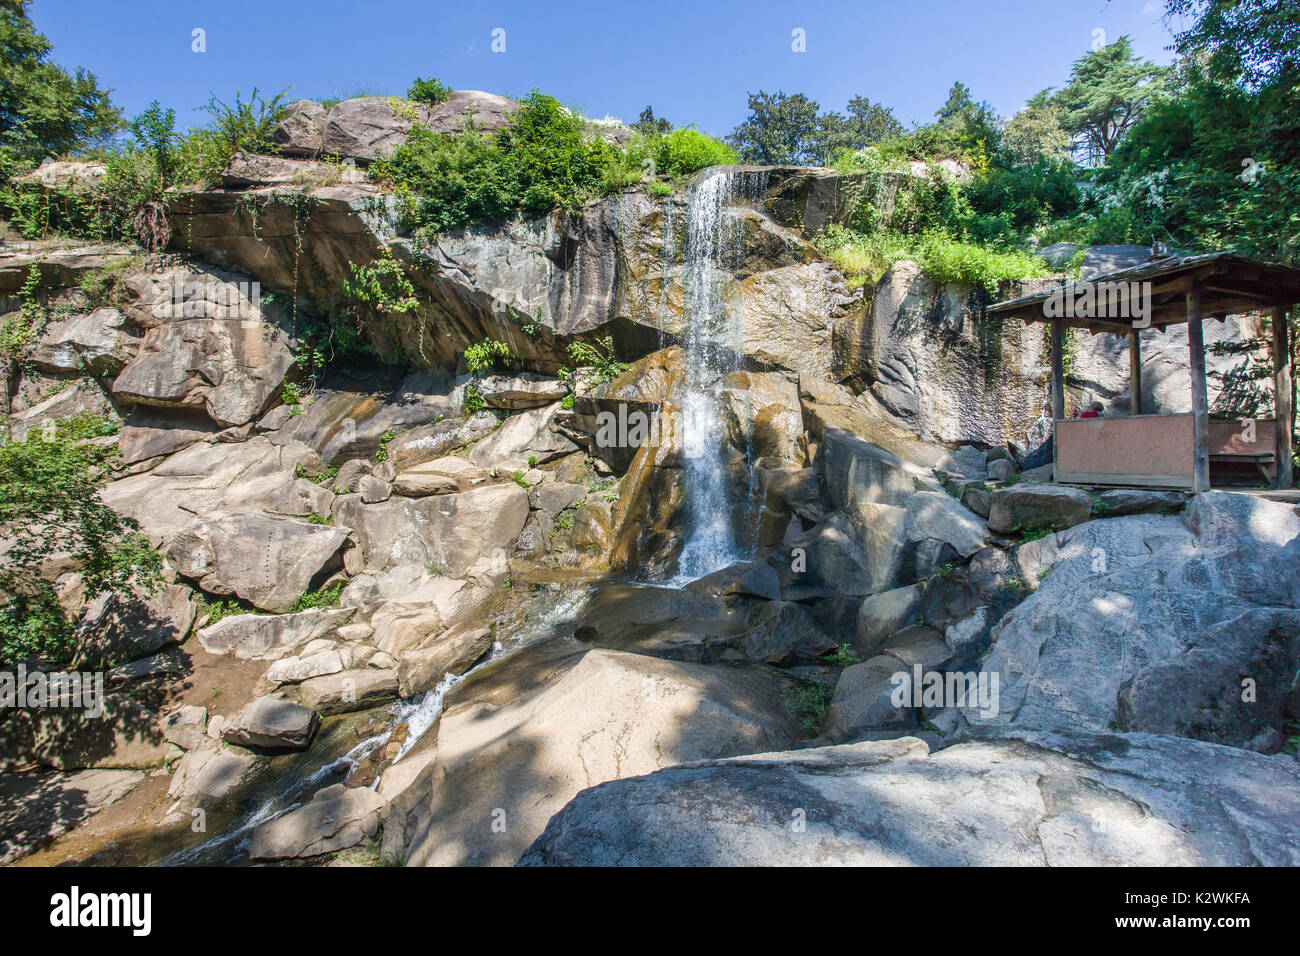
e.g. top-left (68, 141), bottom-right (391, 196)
top-left (566, 336), bottom-right (625, 385)
top-left (407, 76), bottom-right (451, 105)
top-left (292, 582), bottom-right (343, 612)
top-left (464, 338), bottom-right (513, 374)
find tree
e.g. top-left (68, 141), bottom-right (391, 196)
top-left (631, 106), bottom-right (672, 136)
top-left (1000, 90), bottom-right (1073, 166)
top-left (845, 95), bottom-right (904, 146)
top-left (726, 91), bottom-right (822, 165)
top-left (0, 0), bottom-right (120, 166)
top-left (934, 81), bottom-right (1002, 154)
top-left (1165, 0), bottom-right (1299, 89)
top-left (0, 416), bottom-right (159, 664)
top-left (1053, 36), bottom-right (1167, 163)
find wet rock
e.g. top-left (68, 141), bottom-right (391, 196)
top-left (249, 783), bottom-right (386, 859)
top-left (395, 624), bottom-right (493, 696)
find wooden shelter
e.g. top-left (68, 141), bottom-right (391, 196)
top-left (989, 252), bottom-right (1299, 491)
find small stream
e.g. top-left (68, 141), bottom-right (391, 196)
top-left (158, 584), bottom-right (594, 866)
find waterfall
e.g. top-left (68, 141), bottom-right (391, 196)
top-left (671, 168), bottom-right (764, 580)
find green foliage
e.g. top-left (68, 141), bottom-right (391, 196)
top-left (909, 233), bottom-right (1051, 288)
top-left (566, 336), bottom-right (626, 385)
top-left (1013, 518), bottom-right (1057, 542)
top-left (820, 643), bottom-right (863, 667)
top-left (464, 338), bottom-right (513, 374)
top-left (631, 105), bottom-right (672, 136)
top-left (463, 382), bottom-right (484, 414)
top-left (375, 90), bottom-right (618, 234)
top-left (196, 595), bottom-right (248, 627)
top-left (0, 417), bottom-right (160, 664)
top-left (0, 0), bottom-right (121, 165)
top-left (291, 581), bottom-right (343, 613)
top-left (560, 393), bottom-right (575, 410)
top-left (341, 256), bottom-right (419, 313)
top-left (407, 76), bottom-right (451, 105)
top-left (726, 90), bottom-right (822, 165)
top-left (815, 224), bottom-right (1049, 293)
top-left (790, 680), bottom-right (831, 733)
top-left (1052, 37), bottom-right (1168, 163)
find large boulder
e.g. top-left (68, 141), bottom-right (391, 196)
top-left (198, 607), bottom-right (355, 660)
top-left (987, 483), bottom-right (1094, 535)
top-left (403, 647), bottom-right (799, 866)
top-left (521, 729), bottom-right (1300, 866)
top-left (395, 623), bottom-right (493, 696)
top-left (423, 90), bottom-right (518, 135)
top-left (858, 260), bottom-right (1046, 445)
top-left (319, 97), bottom-right (434, 163)
top-left (72, 584), bottom-right (197, 669)
top-left (296, 669), bottom-right (400, 715)
top-left (28, 307), bottom-right (139, 375)
top-left (112, 308), bottom-right (293, 428)
top-left (221, 695), bottom-right (320, 750)
top-left (270, 100), bottom-right (327, 155)
top-left (468, 403), bottom-right (579, 468)
top-left (334, 483), bottom-right (528, 576)
top-left (979, 492), bottom-right (1300, 744)
top-left (477, 373), bottom-right (568, 410)
top-left (100, 436), bottom-right (321, 543)
top-left (164, 510), bottom-right (349, 612)
top-left (248, 783), bottom-right (386, 859)
top-left (166, 739), bottom-right (261, 811)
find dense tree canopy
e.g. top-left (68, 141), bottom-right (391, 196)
top-left (0, 0), bottom-right (120, 166)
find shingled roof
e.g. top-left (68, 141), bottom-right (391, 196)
top-left (988, 251), bottom-right (1300, 332)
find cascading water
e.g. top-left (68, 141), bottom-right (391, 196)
top-left (671, 168), bottom-right (764, 580)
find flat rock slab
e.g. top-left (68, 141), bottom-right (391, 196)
top-left (0, 768), bottom-right (143, 864)
top-left (403, 648), bottom-right (798, 866)
top-left (521, 729), bottom-right (1300, 866)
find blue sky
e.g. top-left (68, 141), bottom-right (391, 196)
top-left (31, 0), bottom-right (1180, 136)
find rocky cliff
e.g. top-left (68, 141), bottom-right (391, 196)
top-left (1, 114), bottom-right (1295, 868)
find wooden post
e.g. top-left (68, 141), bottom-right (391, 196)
top-left (1050, 319), bottom-right (1066, 420)
top-left (1187, 288), bottom-right (1210, 492)
top-left (1273, 305), bottom-right (1294, 489)
top-left (1050, 319), bottom-right (1065, 481)
top-left (1129, 328), bottom-right (1143, 415)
